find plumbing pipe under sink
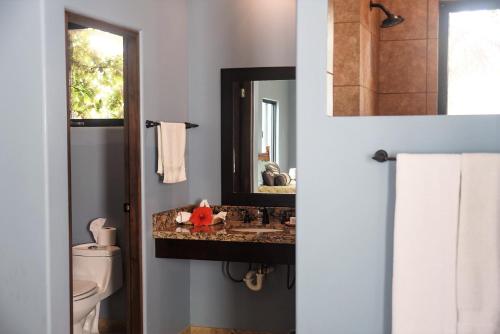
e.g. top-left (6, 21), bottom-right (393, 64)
top-left (243, 266), bottom-right (274, 292)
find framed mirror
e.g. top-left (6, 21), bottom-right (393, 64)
top-left (221, 67), bottom-right (296, 207)
top-left (326, 0), bottom-right (500, 116)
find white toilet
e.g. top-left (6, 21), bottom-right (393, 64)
top-left (72, 243), bottom-right (123, 334)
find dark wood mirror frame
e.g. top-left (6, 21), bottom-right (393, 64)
top-left (221, 67), bottom-right (296, 207)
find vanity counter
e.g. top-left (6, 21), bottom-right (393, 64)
top-left (153, 221), bottom-right (295, 245)
top-left (153, 205), bottom-right (295, 264)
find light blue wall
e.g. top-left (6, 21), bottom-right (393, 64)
top-left (0, 1), bottom-right (192, 333)
top-left (187, 0), bottom-right (296, 332)
top-left (187, 0), bottom-right (297, 204)
top-left (190, 261), bottom-right (295, 332)
top-left (70, 127), bottom-right (126, 320)
top-left (70, 128), bottom-right (126, 247)
top-left (42, 1), bottom-right (192, 332)
top-left (296, 1), bottom-right (500, 333)
top-left (2, 1), bottom-right (297, 333)
top-left (0, 1), bottom-right (52, 333)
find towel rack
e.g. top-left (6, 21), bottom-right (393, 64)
top-left (145, 120), bottom-right (199, 129)
top-left (372, 150), bottom-right (396, 163)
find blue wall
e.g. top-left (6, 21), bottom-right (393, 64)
top-left (296, 1), bottom-right (500, 333)
top-left (70, 127), bottom-right (127, 320)
top-left (44, 1), bottom-right (193, 332)
top-left (190, 261), bottom-right (295, 332)
top-left (0, 2), bottom-right (52, 333)
top-left (187, 0), bottom-right (296, 332)
top-left (32, 0), bottom-right (192, 333)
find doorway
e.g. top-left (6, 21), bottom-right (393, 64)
top-left (65, 12), bottom-right (142, 334)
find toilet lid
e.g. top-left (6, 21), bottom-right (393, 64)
top-left (73, 280), bottom-right (98, 301)
top-left (73, 243), bottom-right (121, 257)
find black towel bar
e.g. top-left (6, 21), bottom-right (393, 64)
top-left (372, 150), bottom-right (396, 163)
top-left (145, 120), bottom-right (199, 129)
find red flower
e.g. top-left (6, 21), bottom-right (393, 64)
top-left (190, 207), bottom-right (213, 226)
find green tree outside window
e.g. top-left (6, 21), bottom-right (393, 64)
top-left (69, 28), bottom-right (124, 119)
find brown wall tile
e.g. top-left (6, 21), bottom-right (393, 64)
top-left (335, 0), bottom-right (361, 23)
top-left (380, 0), bottom-right (428, 41)
top-left (334, 23), bottom-right (361, 86)
top-left (359, 27), bottom-right (378, 92)
top-left (427, 93), bottom-right (438, 115)
top-left (428, 0), bottom-right (439, 39)
top-left (334, 86), bottom-right (361, 116)
top-left (371, 30), bottom-right (379, 91)
top-left (378, 39), bottom-right (427, 93)
top-left (360, 0), bottom-right (370, 28)
top-left (427, 38), bottom-right (438, 92)
top-left (330, 0), bottom-right (440, 117)
top-left (378, 93), bottom-right (427, 115)
top-left (360, 87), bottom-right (378, 115)
top-left (360, 25), bottom-right (371, 89)
top-left (368, 3), bottom-right (381, 37)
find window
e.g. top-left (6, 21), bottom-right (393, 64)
top-left (68, 24), bottom-right (124, 126)
top-left (439, 1), bottom-right (500, 115)
top-left (261, 99), bottom-right (278, 163)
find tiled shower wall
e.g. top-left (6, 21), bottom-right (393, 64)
top-left (329, 0), bottom-right (439, 116)
top-left (378, 0), bottom-right (439, 115)
top-left (331, 0), bottom-right (380, 116)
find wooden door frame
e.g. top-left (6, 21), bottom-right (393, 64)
top-left (65, 11), bottom-right (143, 334)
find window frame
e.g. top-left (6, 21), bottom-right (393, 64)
top-left (67, 23), bottom-right (125, 127)
top-left (261, 98), bottom-right (278, 163)
top-left (70, 119), bottom-right (124, 127)
top-left (438, 0), bottom-right (500, 115)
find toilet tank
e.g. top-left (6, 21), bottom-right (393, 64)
top-left (72, 243), bottom-right (123, 300)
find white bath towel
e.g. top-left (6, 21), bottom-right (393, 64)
top-left (157, 122), bottom-right (187, 183)
top-left (458, 154), bottom-right (500, 334)
top-left (392, 154), bottom-right (461, 334)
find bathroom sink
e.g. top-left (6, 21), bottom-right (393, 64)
top-left (230, 228), bottom-right (283, 233)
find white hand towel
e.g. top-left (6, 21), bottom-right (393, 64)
top-left (175, 212), bottom-right (192, 224)
top-left (157, 122), bottom-right (187, 183)
top-left (392, 154), bottom-right (461, 334)
top-left (458, 154), bottom-right (500, 334)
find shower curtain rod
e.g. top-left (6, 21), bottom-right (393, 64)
top-left (372, 150), bottom-right (396, 163)
top-left (145, 120), bottom-right (199, 129)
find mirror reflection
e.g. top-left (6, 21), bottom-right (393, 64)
top-left (252, 80), bottom-right (296, 194)
top-left (221, 67), bottom-right (295, 206)
top-left (327, 0), bottom-right (500, 116)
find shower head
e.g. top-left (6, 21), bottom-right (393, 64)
top-left (370, 1), bottom-right (405, 28)
top-left (381, 13), bottom-right (405, 28)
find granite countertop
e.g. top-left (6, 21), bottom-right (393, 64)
top-left (153, 205), bottom-right (296, 245)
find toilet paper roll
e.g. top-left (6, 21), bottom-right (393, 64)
top-left (97, 227), bottom-right (117, 246)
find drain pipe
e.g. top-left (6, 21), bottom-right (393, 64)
top-left (243, 270), bottom-right (264, 291)
top-left (243, 266), bottom-right (274, 292)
